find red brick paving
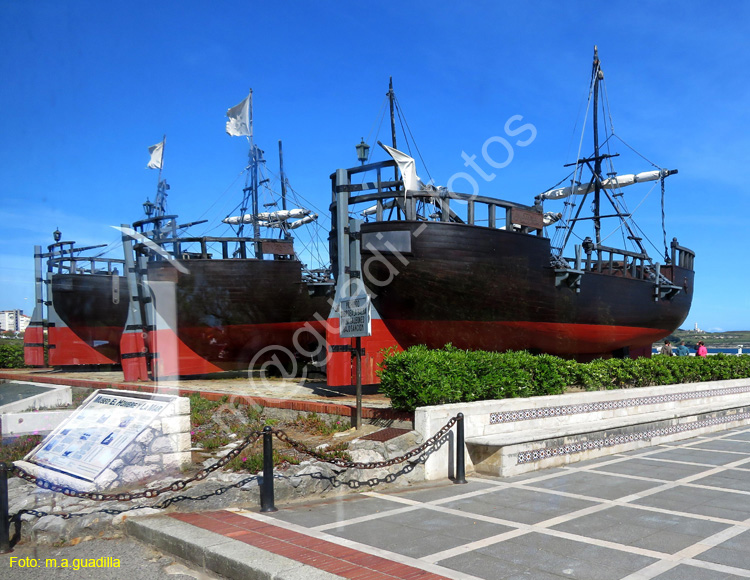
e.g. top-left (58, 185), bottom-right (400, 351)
top-left (166, 510), bottom-right (451, 580)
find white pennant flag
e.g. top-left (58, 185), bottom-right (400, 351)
top-left (226, 94), bottom-right (252, 137)
top-left (147, 141), bottom-right (164, 169)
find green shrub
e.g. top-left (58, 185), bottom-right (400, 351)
top-left (0, 340), bottom-right (26, 369)
top-left (378, 346), bottom-right (750, 411)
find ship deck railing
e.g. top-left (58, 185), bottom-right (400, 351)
top-left (556, 242), bottom-right (685, 300)
top-left (671, 238), bottom-right (695, 270)
top-left (136, 235), bottom-right (298, 261)
top-left (42, 241), bottom-right (125, 276)
top-left (333, 160), bottom-right (545, 234)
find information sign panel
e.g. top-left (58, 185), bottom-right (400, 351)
top-left (339, 295), bottom-right (372, 338)
top-left (27, 391), bottom-right (171, 482)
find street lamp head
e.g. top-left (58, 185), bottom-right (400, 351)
top-left (355, 138), bottom-right (370, 165)
top-left (53, 228), bottom-right (62, 242)
top-left (143, 198), bottom-right (155, 218)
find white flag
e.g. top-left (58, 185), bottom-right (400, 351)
top-left (226, 95), bottom-right (252, 137)
top-left (380, 143), bottom-right (421, 192)
top-left (147, 141), bottom-right (164, 169)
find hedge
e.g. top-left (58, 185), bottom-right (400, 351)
top-left (378, 345), bottom-right (750, 411)
top-left (0, 340), bottom-right (27, 369)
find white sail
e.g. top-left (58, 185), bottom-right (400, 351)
top-left (223, 208), bottom-right (311, 225)
top-left (540, 169), bottom-right (672, 201)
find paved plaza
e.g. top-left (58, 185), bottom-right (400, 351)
top-left (146, 424), bottom-right (750, 580)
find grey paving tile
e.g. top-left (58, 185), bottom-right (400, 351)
top-left (268, 496), bottom-right (405, 527)
top-left (326, 508), bottom-right (513, 558)
top-left (693, 469), bottom-right (750, 493)
top-left (687, 439), bottom-right (750, 453)
top-left (440, 486), bottom-right (597, 525)
top-left (496, 467), bottom-right (569, 484)
top-left (589, 457), bottom-right (713, 480)
top-left (551, 505), bottom-right (729, 554)
top-left (523, 470), bottom-right (662, 500)
top-left (654, 563), bottom-right (749, 579)
top-left (393, 479), bottom-right (496, 502)
top-left (721, 430), bottom-right (750, 442)
top-left (647, 447), bottom-right (746, 466)
top-left (437, 551), bottom-right (534, 580)
top-left (571, 455), bottom-right (624, 468)
top-left (633, 485), bottom-right (750, 521)
top-left (696, 529), bottom-right (750, 571)
top-left (468, 532), bottom-right (657, 580)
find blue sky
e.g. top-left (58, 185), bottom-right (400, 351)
top-left (1, 1), bottom-right (748, 331)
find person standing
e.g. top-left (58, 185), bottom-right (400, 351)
top-left (696, 341), bottom-right (708, 357)
top-left (661, 340), bottom-right (674, 356)
top-left (676, 341), bottom-right (690, 356)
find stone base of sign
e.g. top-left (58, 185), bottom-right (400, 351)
top-left (15, 391), bottom-right (191, 493)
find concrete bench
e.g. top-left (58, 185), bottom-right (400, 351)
top-left (415, 378), bottom-right (750, 479)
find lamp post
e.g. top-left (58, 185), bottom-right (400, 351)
top-left (53, 228), bottom-right (62, 243)
top-left (355, 138), bottom-right (370, 165)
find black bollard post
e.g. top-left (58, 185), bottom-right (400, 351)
top-left (260, 427), bottom-right (278, 512)
top-left (0, 463), bottom-right (11, 553)
top-left (454, 414), bottom-right (467, 484)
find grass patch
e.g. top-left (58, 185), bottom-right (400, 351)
top-left (1, 434), bottom-right (43, 465)
top-left (289, 412), bottom-right (350, 436)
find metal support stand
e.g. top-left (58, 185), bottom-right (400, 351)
top-left (0, 463), bottom-right (11, 553)
top-left (354, 336), bottom-right (363, 430)
top-left (260, 427), bottom-right (278, 512)
top-left (454, 413), bottom-right (467, 484)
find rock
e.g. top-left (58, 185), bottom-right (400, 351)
top-left (112, 507), bottom-right (161, 526)
top-left (149, 435), bottom-right (175, 454)
top-left (121, 464), bottom-right (161, 484)
top-left (120, 443), bottom-right (146, 465)
top-left (135, 428), bottom-right (156, 445)
top-left (96, 468), bottom-right (119, 489)
top-left (349, 449), bottom-right (385, 463)
top-left (32, 514), bottom-right (69, 539)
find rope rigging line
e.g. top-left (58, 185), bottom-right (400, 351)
top-left (394, 95), bottom-right (434, 184)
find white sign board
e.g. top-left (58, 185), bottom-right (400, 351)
top-left (27, 391), bottom-right (171, 482)
top-left (339, 295), bottom-right (372, 338)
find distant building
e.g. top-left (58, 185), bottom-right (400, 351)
top-left (693, 322), bottom-right (703, 332)
top-left (0, 309), bottom-right (28, 333)
top-left (19, 313), bottom-right (30, 333)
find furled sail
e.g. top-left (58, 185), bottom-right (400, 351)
top-left (361, 200), bottom-right (398, 216)
top-left (540, 169), bottom-right (675, 201)
top-left (287, 214), bottom-right (318, 230)
top-left (223, 208), bottom-right (311, 225)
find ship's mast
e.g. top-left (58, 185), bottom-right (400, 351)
top-left (592, 47), bottom-right (602, 246)
top-left (387, 77), bottom-right (398, 184)
top-left (278, 140), bottom-right (287, 212)
top-left (238, 89), bottom-right (263, 257)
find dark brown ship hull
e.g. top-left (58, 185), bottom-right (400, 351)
top-left (359, 220), bottom-right (693, 357)
top-left (48, 273), bottom-right (129, 365)
top-left (145, 258), bottom-right (332, 376)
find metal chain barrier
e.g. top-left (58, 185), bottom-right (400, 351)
top-left (9, 431), bottom-right (263, 502)
top-left (274, 415), bottom-right (459, 469)
top-left (2, 414), bottom-right (466, 540)
top-left (10, 474), bottom-right (261, 522)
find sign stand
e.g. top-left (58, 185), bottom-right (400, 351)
top-left (355, 336), bottom-right (363, 429)
top-left (339, 294), bottom-right (371, 429)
